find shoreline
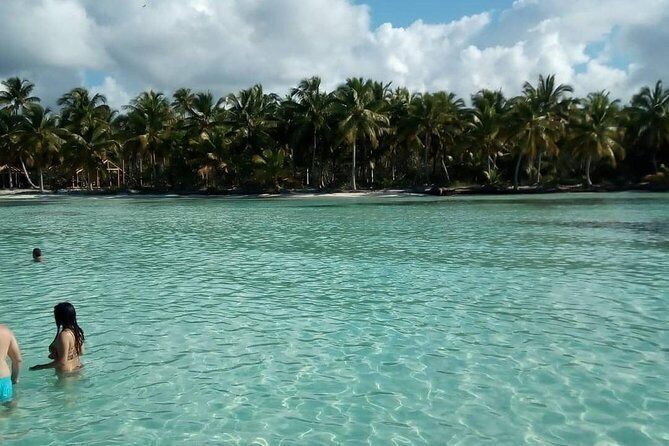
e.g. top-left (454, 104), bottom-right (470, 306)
top-left (1, 183), bottom-right (668, 198)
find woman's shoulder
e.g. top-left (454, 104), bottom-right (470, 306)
top-left (59, 329), bottom-right (76, 341)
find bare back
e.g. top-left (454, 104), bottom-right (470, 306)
top-left (0, 325), bottom-right (21, 380)
top-left (55, 329), bottom-right (83, 373)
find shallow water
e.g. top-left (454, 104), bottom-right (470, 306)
top-left (0, 192), bottom-right (668, 445)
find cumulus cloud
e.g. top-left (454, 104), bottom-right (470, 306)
top-left (90, 76), bottom-right (131, 111)
top-left (0, 0), bottom-right (667, 108)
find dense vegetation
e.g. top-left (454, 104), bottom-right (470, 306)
top-left (0, 75), bottom-right (668, 193)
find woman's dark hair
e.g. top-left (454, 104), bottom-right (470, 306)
top-left (32, 248), bottom-right (42, 258)
top-left (53, 302), bottom-right (85, 355)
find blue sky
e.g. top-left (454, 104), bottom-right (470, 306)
top-left (356, 0), bottom-right (513, 27)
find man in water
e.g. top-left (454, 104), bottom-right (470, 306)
top-left (32, 248), bottom-right (42, 262)
top-left (0, 325), bottom-right (22, 407)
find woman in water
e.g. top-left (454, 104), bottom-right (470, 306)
top-left (30, 302), bottom-right (84, 373)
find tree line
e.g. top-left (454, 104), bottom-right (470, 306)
top-left (0, 75), bottom-right (667, 193)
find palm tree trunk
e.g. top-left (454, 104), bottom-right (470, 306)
top-left (20, 158), bottom-right (38, 189)
top-left (312, 130), bottom-right (317, 187)
top-left (363, 144), bottom-right (368, 185)
top-left (424, 132), bottom-right (431, 183)
top-left (319, 148), bottom-right (326, 189)
top-left (536, 152), bottom-right (543, 184)
top-left (514, 154), bottom-right (523, 191)
top-left (351, 139), bottom-right (357, 190)
top-left (152, 152), bottom-right (157, 186)
top-left (8, 168), bottom-right (13, 189)
top-left (441, 156), bottom-right (451, 183)
top-left (39, 167), bottom-right (44, 193)
top-left (585, 156), bottom-right (592, 186)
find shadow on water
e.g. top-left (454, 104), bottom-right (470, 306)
top-left (281, 194), bottom-right (669, 209)
top-left (0, 200), bottom-right (59, 209)
top-left (519, 220), bottom-right (669, 236)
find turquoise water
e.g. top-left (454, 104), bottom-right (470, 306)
top-left (0, 192), bottom-right (668, 445)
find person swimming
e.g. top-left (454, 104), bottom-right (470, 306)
top-left (32, 248), bottom-right (42, 262)
top-left (30, 303), bottom-right (84, 373)
top-left (0, 324), bottom-right (22, 406)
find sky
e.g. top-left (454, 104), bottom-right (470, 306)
top-left (0, 0), bottom-right (667, 109)
top-left (356, 0), bottom-right (512, 27)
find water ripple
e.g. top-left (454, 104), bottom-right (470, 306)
top-left (0, 193), bottom-right (668, 445)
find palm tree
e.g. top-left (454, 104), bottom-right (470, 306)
top-left (184, 92), bottom-right (225, 137)
top-left (0, 109), bottom-right (14, 188)
top-left (122, 91), bottom-right (173, 185)
top-left (385, 87), bottom-right (416, 182)
top-left (225, 85), bottom-right (279, 179)
top-left (172, 88), bottom-right (196, 117)
top-left (469, 90), bottom-right (509, 174)
top-left (58, 87), bottom-right (111, 134)
top-left (629, 80), bottom-right (669, 172)
top-left (58, 88), bottom-right (116, 187)
top-left (522, 74), bottom-right (573, 183)
top-left (189, 126), bottom-right (230, 189)
top-left (176, 92), bottom-right (228, 189)
top-left (0, 77), bottom-right (40, 115)
top-left (0, 77), bottom-right (42, 187)
top-left (252, 147), bottom-right (290, 192)
top-left (1, 74), bottom-right (667, 192)
top-left (570, 92), bottom-right (624, 186)
top-left (289, 77), bottom-right (331, 187)
top-left (64, 120), bottom-right (120, 189)
top-left (334, 78), bottom-right (389, 190)
top-left (11, 104), bottom-right (65, 192)
top-left (509, 97), bottom-right (560, 190)
top-left (408, 91), bottom-right (464, 183)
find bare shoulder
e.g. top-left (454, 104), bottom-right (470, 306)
top-left (59, 329), bottom-right (75, 340)
top-left (0, 325), bottom-right (13, 342)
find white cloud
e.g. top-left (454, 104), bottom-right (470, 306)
top-left (574, 62), bottom-right (631, 97)
top-left (91, 76), bottom-right (131, 111)
top-left (0, 0), bottom-right (667, 108)
top-left (0, 0), bottom-right (107, 71)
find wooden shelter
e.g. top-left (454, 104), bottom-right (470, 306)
top-left (73, 160), bottom-right (125, 189)
top-left (0, 165), bottom-right (22, 189)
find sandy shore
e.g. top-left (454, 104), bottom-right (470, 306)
top-left (1, 184), bottom-right (667, 198)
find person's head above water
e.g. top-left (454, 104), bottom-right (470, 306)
top-left (32, 248), bottom-right (42, 261)
top-left (53, 302), bottom-right (85, 355)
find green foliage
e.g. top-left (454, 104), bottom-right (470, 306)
top-left (252, 148), bottom-right (290, 191)
top-left (570, 92), bottom-right (624, 185)
top-left (0, 74), bottom-right (667, 192)
top-left (483, 168), bottom-right (503, 186)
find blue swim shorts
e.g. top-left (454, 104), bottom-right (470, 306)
top-left (0, 377), bottom-right (13, 404)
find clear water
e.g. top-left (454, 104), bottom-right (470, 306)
top-left (0, 193), bottom-right (668, 445)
